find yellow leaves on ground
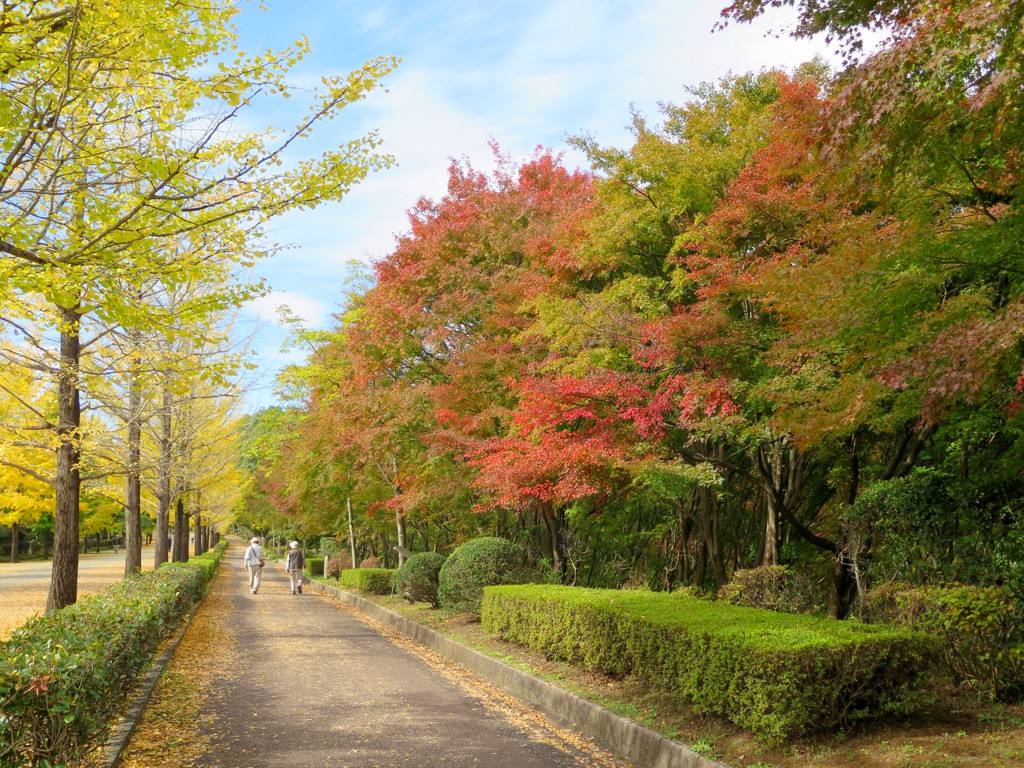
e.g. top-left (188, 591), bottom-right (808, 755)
top-left (120, 577), bottom-right (236, 768)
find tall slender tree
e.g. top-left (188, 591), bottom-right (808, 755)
top-left (0, 0), bottom-right (397, 609)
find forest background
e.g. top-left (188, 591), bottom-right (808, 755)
top-left (238, 0), bottom-right (1024, 628)
top-left (0, 0), bottom-right (1021, 629)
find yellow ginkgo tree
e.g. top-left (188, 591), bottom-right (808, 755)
top-left (0, 461), bottom-right (52, 563)
top-left (0, 0), bottom-right (397, 610)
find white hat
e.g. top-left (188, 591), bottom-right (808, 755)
top-left (250, 537), bottom-right (259, 543)
top-left (289, 541), bottom-right (299, 549)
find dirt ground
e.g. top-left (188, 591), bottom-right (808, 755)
top-left (0, 559), bottom-right (144, 641)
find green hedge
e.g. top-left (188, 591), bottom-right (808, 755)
top-left (482, 584), bottom-right (938, 744)
top-left (340, 568), bottom-right (396, 595)
top-left (863, 582), bottom-right (1024, 701)
top-left (0, 543), bottom-right (225, 767)
top-left (307, 557), bottom-right (325, 577)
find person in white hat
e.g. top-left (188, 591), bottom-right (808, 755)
top-left (286, 540), bottom-right (305, 594)
top-left (243, 537), bottom-right (264, 594)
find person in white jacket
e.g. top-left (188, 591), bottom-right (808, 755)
top-left (286, 541), bottom-right (305, 594)
top-left (243, 537), bottom-right (264, 594)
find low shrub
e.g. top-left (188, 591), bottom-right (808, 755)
top-left (324, 554), bottom-right (353, 579)
top-left (307, 557), bottom-right (325, 577)
top-left (863, 582), bottom-right (1024, 702)
top-left (438, 537), bottom-right (532, 615)
top-left (483, 584), bottom-right (938, 744)
top-left (718, 565), bottom-right (820, 614)
top-left (0, 546), bottom-right (224, 767)
top-left (397, 552), bottom-right (447, 607)
top-left (340, 568), bottom-right (396, 595)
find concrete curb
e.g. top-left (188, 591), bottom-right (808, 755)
top-left (102, 599), bottom-right (203, 768)
top-left (308, 580), bottom-right (729, 768)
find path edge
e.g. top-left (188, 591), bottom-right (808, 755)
top-left (309, 580), bottom-right (729, 768)
top-left (101, 596), bottom-right (204, 768)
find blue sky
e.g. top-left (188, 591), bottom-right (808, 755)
top-left (233, 0), bottom-right (833, 410)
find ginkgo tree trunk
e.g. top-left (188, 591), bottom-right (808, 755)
top-left (0, 0), bottom-right (397, 610)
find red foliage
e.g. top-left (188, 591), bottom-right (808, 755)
top-left (881, 301), bottom-right (1024, 421)
top-left (468, 369), bottom-right (740, 509)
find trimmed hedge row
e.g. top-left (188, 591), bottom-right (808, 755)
top-left (482, 584), bottom-right (938, 744)
top-left (0, 544), bottom-right (225, 767)
top-left (340, 568), bottom-right (396, 595)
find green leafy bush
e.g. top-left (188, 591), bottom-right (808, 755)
top-left (0, 545), bottom-right (224, 767)
top-left (397, 552), bottom-right (447, 606)
top-left (437, 537), bottom-right (531, 615)
top-left (483, 584), bottom-right (938, 744)
top-left (340, 568), bottom-right (395, 594)
top-left (863, 582), bottom-right (1024, 701)
top-left (307, 557), bottom-right (325, 577)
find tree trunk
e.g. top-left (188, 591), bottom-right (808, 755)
top-left (390, 455), bottom-right (406, 567)
top-left (173, 497), bottom-right (189, 563)
top-left (10, 523), bottom-right (19, 563)
top-left (699, 486), bottom-right (728, 589)
top-left (395, 509), bottom-right (406, 567)
top-left (539, 503), bottom-right (566, 578)
top-left (763, 452), bottom-right (781, 566)
top-left (755, 440), bottom-right (806, 568)
top-left (692, 539), bottom-right (708, 589)
top-left (827, 542), bottom-right (859, 619)
top-left (677, 514), bottom-right (692, 584)
top-left (193, 510), bottom-right (202, 556)
top-left (124, 331), bottom-right (143, 577)
top-left (47, 308), bottom-right (83, 613)
top-left (828, 434), bottom-right (861, 619)
top-left (154, 386), bottom-right (172, 567)
top-left (193, 491), bottom-right (202, 557)
top-left (347, 496), bottom-right (357, 571)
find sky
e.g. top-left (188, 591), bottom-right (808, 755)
top-left (232, 0), bottom-right (834, 410)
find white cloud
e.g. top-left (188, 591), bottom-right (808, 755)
top-left (249, 0), bottom-right (843, 320)
top-left (244, 290), bottom-right (328, 329)
top-left (232, 0), bottom-right (843, 411)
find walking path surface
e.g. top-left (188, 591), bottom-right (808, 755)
top-left (164, 544), bottom-right (627, 768)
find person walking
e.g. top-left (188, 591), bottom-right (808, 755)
top-left (286, 540), bottom-right (305, 594)
top-left (244, 537), bottom-right (265, 594)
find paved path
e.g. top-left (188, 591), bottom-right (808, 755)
top-left (189, 549), bottom-right (621, 768)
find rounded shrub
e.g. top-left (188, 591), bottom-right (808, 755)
top-left (437, 536), bottom-right (531, 614)
top-left (397, 552), bottom-right (447, 606)
top-left (325, 554), bottom-right (352, 579)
